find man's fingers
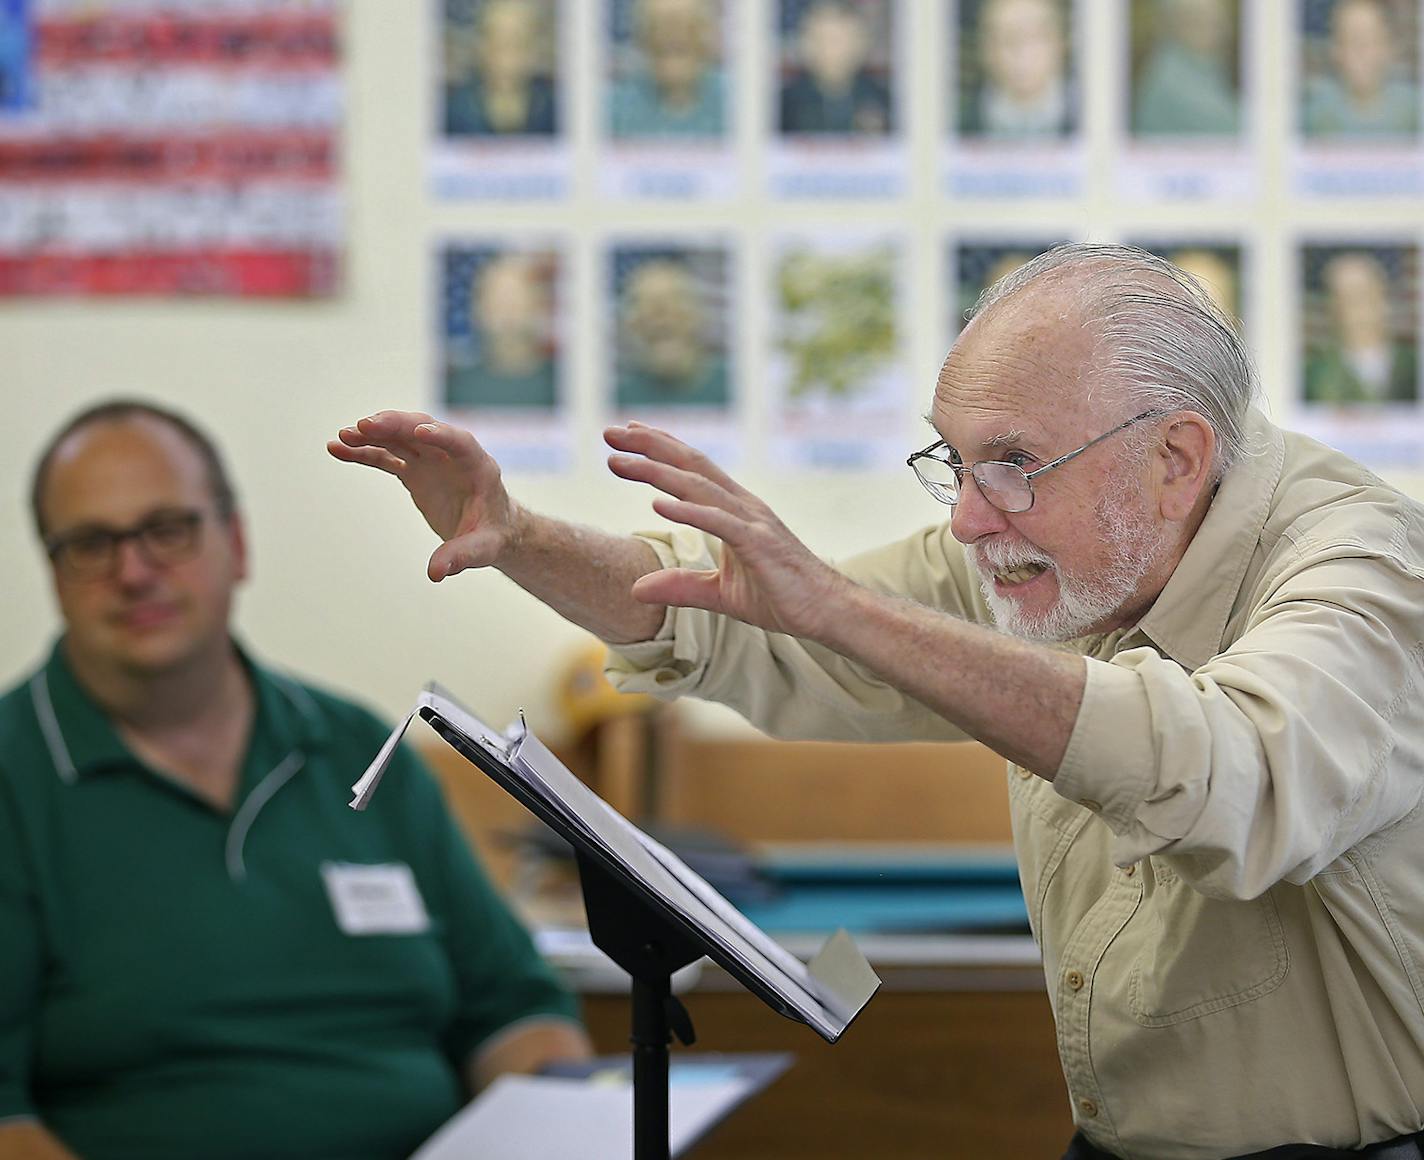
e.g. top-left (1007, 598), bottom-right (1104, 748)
top-left (604, 424), bottom-right (748, 498)
top-left (346, 417), bottom-right (493, 479)
top-left (335, 413), bottom-right (443, 460)
top-left (412, 419), bottom-right (485, 462)
top-left (649, 496), bottom-right (745, 544)
top-left (630, 568), bottom-right (723, 612)
top-left (427, 528), bottom-right (503, 582)
top-left (326, 439), bottom-right (406, 475)
top-left (607, 451), bottom-right (739, 511)
top-left (354, 410), bottom-right (435, 437)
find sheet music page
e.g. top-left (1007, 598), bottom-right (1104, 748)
top-left (347, 689), bottom-right (431, 810)
top-left (350, 685), bottom-right (508, 810)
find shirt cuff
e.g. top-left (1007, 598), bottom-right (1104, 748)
top-left (1053, 653), bottom-right (1159, 851)
top-left (604, 528), bottom-right (719, 699)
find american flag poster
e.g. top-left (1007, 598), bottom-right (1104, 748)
top-left (0, 0), bottom-right (342, 297)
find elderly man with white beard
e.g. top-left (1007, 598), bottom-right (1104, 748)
top-left (331, 244), bottom-right (1424, 1160)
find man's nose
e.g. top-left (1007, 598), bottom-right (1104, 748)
top-left (950, 471), bottom-right (1011, 545)
top-left (112, 536), bottom-right (160, 585)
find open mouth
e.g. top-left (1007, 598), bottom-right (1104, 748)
top-left (993, 562), bottom-right (1049, 587)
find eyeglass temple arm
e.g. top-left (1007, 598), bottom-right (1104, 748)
top-left (1022, 412), bottom-right (1157, 482)
top-left (906, 439), bottom-right (950, 467)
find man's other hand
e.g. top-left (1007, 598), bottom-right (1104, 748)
top-left (328, 411), bottom-right (524, 582)
top-left (605, 422), bottom-right (848, 641)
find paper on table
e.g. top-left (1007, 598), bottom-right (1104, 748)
top-left (409, 1071), bottom-right (764, 1160)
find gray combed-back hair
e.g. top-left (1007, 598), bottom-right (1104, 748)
top-left (966, 242), bottom-right (1260, 478)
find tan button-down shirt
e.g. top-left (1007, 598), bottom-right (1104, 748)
top-left (608, 411), bottom-right (1424, 1159)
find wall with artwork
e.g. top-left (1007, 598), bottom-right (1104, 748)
top-left (2, 0), bottom-right (1421, 733)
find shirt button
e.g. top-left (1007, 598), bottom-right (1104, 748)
top-left (1080, 799), bottom-right (1102, 812)
top-left (1016, 766), bottom-right (1033, 779)
top-left (1079, 1098), bottom-right (1099, 1119)
top-left (1065, 969), bottom-right (1085, 991)
top-left (1123, 864), bottom-right (1136, 878)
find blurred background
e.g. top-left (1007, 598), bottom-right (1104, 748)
top-left (3, 0), bottom-right (1423, 734)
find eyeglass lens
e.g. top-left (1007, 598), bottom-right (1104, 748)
top-left (912, 455), bottom-right (1033, 512)
top-left (973, 463), bottom-right (1033, 512)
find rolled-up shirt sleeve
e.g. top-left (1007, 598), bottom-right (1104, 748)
top-left (1054, 544), bottom-right (1424, 900)
top-left (606, 522), bottom-right (987, 743)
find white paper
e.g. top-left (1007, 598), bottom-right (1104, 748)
top-left (410, 1071), bottom-right (758, 1160)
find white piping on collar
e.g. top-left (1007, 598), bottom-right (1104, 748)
top-left (269, 670), bottom-right (323, 733)
top-left (225, 749), bottom-right (305, 883)
top-left (29, 669), bottom-right (78, 785)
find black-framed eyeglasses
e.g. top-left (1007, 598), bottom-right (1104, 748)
top-left (45, 508), bottom-right (208, 581)
top-left (906, 411), bottom-right (1161, 513)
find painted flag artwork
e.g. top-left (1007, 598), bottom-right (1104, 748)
top-left (0, 0), bottom-right (343, 297)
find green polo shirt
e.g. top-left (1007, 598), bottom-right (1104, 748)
top-left (0, 642), bottom-right (579, 1160)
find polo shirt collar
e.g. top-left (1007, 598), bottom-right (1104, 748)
top-left (31, 638), bottom-right (330, 785)
top-left (246, 652), bottom-right (331, 757)
top-left (1132, 408), bottom-right (1285, 671)
top-left (30, 641), bottom-right (128, 782)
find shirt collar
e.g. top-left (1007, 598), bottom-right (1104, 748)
top-left (30, 641), bottom-right (128, 782)
top-left (31, 638), bottom-right (330, 784)
top-left (1131, 408), bottom-right (1285, 671)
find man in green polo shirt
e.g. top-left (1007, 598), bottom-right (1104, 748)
top-left (0, 400), bottom-right (592, 1160)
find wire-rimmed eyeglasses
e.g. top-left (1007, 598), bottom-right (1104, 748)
top-left (906, 411), bottom-right (1162, 513)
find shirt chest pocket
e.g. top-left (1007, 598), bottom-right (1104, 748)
top-left (1128, 861), bottom-right (1290, 1026)
top-left (1008, 768), bottom-right (1093, 940)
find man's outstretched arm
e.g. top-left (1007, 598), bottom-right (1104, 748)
top-left (330, 411), bottom-right (1084, 772)
top-left (328, 412), bottom-right (665, 644)
top-left (601, 422), bottom-right (1088, 776)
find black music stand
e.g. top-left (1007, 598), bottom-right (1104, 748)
top-left (352, 686), bottom-right (880, 1160)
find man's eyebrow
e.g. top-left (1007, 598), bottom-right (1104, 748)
top-left (920, 415), bottom-right (1030, 452)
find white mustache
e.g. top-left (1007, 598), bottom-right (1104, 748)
top-left (974, 538), bottom-right (1056, 575)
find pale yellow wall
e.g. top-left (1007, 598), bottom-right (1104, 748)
top-left (2, 2), bottom-right (1419, 736)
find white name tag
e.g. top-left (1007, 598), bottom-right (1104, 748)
top-left (321, 861), bottom-right (431, 935)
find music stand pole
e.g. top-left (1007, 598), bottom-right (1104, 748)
top-left (577, 851), bottom-right (701, 1160)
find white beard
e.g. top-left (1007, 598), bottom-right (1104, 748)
top-left (973, 481), bottom-right (1169, 642)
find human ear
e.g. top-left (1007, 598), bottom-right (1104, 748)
top-left (1156, 414), bottom-right (1215, 522)
top-left (226, 512), bottom-right (250, 583)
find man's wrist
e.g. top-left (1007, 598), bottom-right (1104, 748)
top-left (496, 500), bottom-right (533, 573)
top-left (801, 569), bottom-right (878, 651)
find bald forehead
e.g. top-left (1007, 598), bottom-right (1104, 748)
top-left (41, 416), bottom-right (211, 528)
top-left (964, 292), bottom-right (1085, 367)
top-left (933, 285), bottom-right (1141, 466)
top-left (50, 413), bottom-right (199, 469)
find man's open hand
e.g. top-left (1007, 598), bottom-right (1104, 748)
top-left (327, 411), bottom-right (523, 582)
top-left (604, 422), bottom-right (848, 640)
